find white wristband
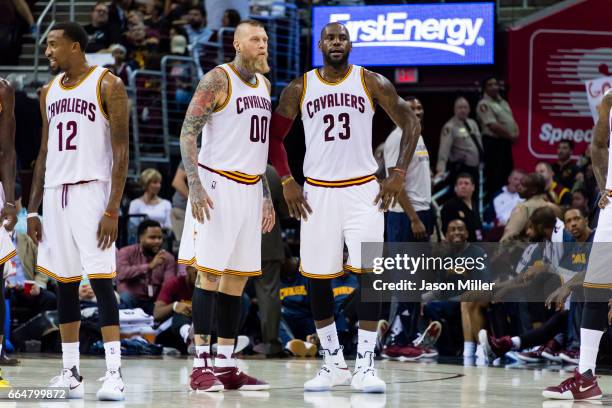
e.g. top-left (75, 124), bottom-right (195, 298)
top-left (172, 301), bottom-right (178, 312)
top-left (27, 213), bottom-right (39, 219)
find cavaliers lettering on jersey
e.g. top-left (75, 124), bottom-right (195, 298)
top-left (45, 66), bottom-right (112, 188)
top-left (198, 63), bottom-right (271, 183)
top-left (300, 65), bottom-right (377, 183)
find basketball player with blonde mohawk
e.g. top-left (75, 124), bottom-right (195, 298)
top-left (178, 19), bottom-right (275, 392)
top-left (27, 22), bottom-right (129, 400)
top-left (269, 22), bottom-right (421, 393)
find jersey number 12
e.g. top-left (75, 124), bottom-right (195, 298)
top-left (57, 121), bottom-right (77, 151)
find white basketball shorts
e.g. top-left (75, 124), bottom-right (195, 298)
top-left (37, 180), bottom-right (116, 283)
top-left (178, 165), bottom-right (263, 277)
top-left (300, 175), bottom-right (384, 278)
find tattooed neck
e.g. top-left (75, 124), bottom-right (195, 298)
top-left (232, 55), bottom-right (257, 84)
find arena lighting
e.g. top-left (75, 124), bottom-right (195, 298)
top-left (312, 3), bottom-right (495, 67)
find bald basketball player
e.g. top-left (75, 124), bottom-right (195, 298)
top-left (269, 22), bottom-right (421, 393)
top-left (178, 20), bottom-right (274, 392)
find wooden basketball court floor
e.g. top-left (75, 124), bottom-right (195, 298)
top-left (1, 356), bottom-right (611, 407)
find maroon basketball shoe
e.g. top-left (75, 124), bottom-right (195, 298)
top-left (381, 345), bottom-right (403, 360)
top-left (541, 339), bottom-right (563, 363)
top-left (559, 349), bottom-right (580, 365)
top-left (397, 345), bottom-right (425, 361)
top-left (478, 329), bottom-right (513, 359)
top-left (515, 345), bottom-right (545, 363)
top-left (214, 355), bottom-right (270, 390)
top-left (543, 369), bottom-right (602, 400)
top-left (190, 353), bottom-right (224, 392)
top-left (413, 321), bottom-right (442, 350)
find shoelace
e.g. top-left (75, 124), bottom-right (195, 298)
top-left (558, 376), bottom-right (578, 391)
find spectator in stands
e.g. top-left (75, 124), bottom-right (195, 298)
top-left (441, 173), bottom-right (483, 242)
top-left (117, 220), bottom-right (177, 315)
top-left (492, 169), bottom-right (525, 226)
top-left (205, 0), bottom-right (248, 31)
top-left (129, 168), bottom-right (172, 230)
top-left (144, 0), bottom-right (168, 34)
top-left (536, 161), bottom-right (571, 206)
top-left (84, 2), bottom-right (120, 52)
top-left (124, 22), bottom-right (161, 69)
top-left (222, 9), bottom-right (241, 27)
top-left (552, 140), bottom-right (582, 190)
top-left (183, 6), bottom-right (213, 48)
top-left (500, 173), bottom-right (558, 242)
top-left (571, 188), bottom-right (590, 215)
top-left (481, 207), bottom-right (592, 364)
top-left (252, 165), bottom-right (288, 357)
top-left (108, 0), bottom-right (135, 34)
top-left (104, 44), bottom-right (134, 86)
top-left (436, 96), bottom-right (483, 190)
top-left (383, 96), bottom-right (432, 242)
top-left (170, 163), bottom-right (188, 244)
top-left (127, 10), bottom-right (146, 29)
top-left (153, 265), bottom-right (196, 349)
top-left (477, 77), bottom-right (519, 200)
top-left (0, 0), bottom-right (34, 65)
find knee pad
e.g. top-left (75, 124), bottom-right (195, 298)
top-left (357, 274), bottom-right (381, 322)
top-left (56, 281), bottom-right (81, 324)
top-left (192, 287), bottom-right (216, 335)
top-left (308, 278), bottom-right (334, 321)
top-left (90, 278), bottom-right (119, 327)
top-left (216, 292), bottom-right (241, 339)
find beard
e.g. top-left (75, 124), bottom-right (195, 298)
top-left (322, 52), bottom-right (349, 68)
top-left (246, 55), bottom-right (270, 74)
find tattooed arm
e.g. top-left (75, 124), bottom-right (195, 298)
top-left (98, 72), bottom-right (130, 249)
top-left (0, 79), bottom-right (16, 230)
top-left (27, 83), bottom-right (51, 245)
top-left (181, 68), bottom-right (228, 223)
top-left (592, 93), bottom-right (612, 193)
top-left (364, 69), bottom-right (420, 210)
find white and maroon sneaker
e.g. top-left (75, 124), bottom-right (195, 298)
top-left (214, 354), bottom-right (270, 390)
top-left (543, 369), bottom-right (602, 400)
top-left (190, 352), bottom-right (223, 392)
top-left (413, 321), bottom-right (442, 349)
top-left (49, 366), bottom-right (84, 399)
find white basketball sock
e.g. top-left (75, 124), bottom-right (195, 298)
top-left (511, 336), bottom-right (521, 350)
top-left (317, 322), bottom-right (341, 353)
top-left (193, 345), bottom-right (210, 368)
top-left (357, 329), bottom-right (377, 357)
top-left (215, 345), bottom-right (236, 368)
top-left (103, 341), bottom-right (121, 371)
top-left (179, 324), bottom-right (190, 343)
top-left (62, 342), bottom-right (80, 371)
top-left (579, 328), bottom-right (604, 375)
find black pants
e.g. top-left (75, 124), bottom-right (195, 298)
top-left (483, 137), bottom-right (513, 201)
top-left (253, 261), bottom-right (283, 354)
top-left (519, 310), bottom-right (568, 349)
top-left (8, 287), bottom-right (58, 321)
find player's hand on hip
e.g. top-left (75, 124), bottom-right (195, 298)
top-left (599, 192), bottom-right (610, 209)
top-left (375, 173), bottom-right (403, 211)
top-left (262, 197), bottom-right (275, 233)
top-left (97, 213), bottom-right (118, 250)
top-left (189, 182), bottom-right (214, 224)
top-left (282, 178), bottom-right (312, 221)
top-left (0, 204), bottom-right (17, 232)
top-left (27, 217), bottom-right (43, 245)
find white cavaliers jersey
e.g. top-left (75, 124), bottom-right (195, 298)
top-left (198, 63), bottom-right (272, 176)
top-left (45, 66), bottom-right (112, 188)
top-left (300, 65), bottom-right (377, 180)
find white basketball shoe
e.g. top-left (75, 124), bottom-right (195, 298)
top-left (49, 366), bottom-right (84, 399)
top-left (96, 368), bottom-right (125, 401)
top-left (351, 351), bottom-right (386, 393)
top-left (304, 348), bottom-right (352, 392)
